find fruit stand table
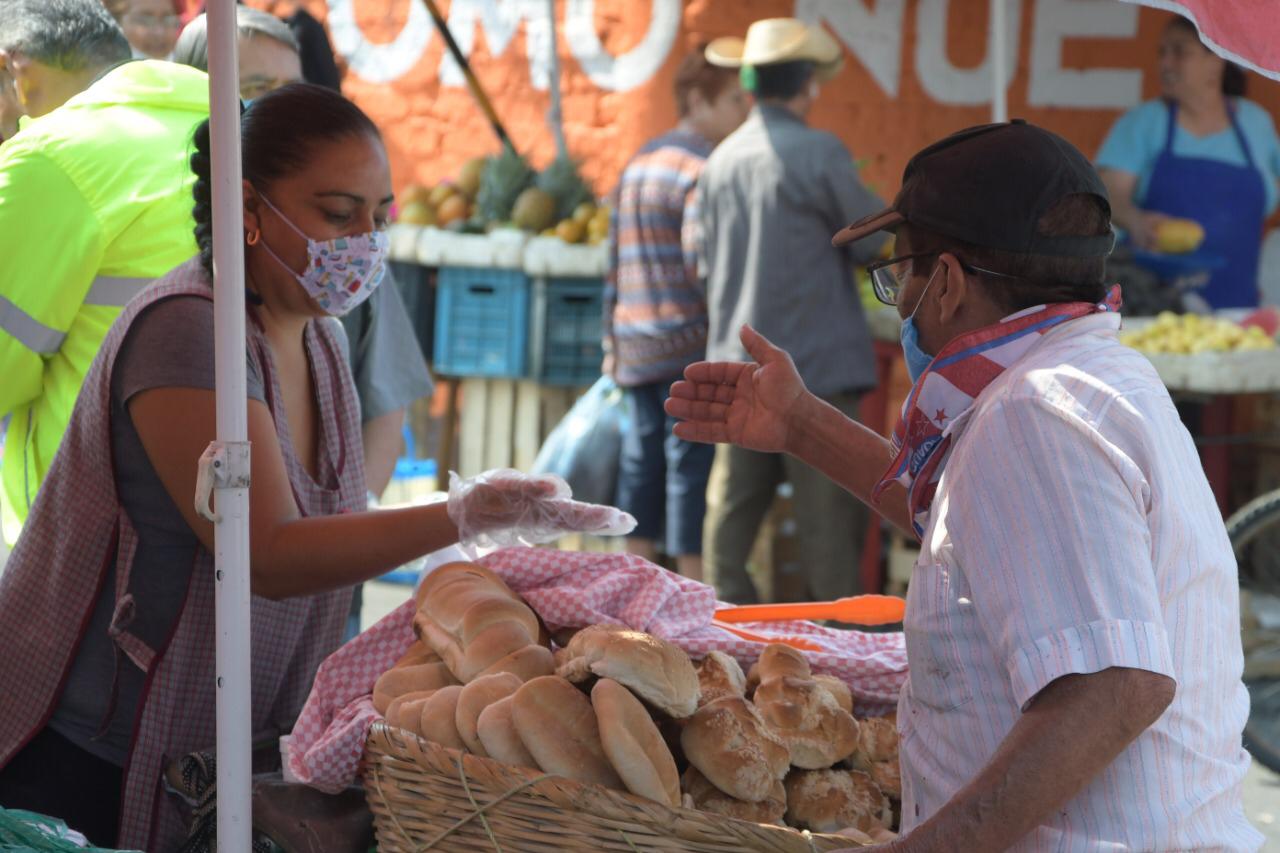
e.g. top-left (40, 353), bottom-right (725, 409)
top-left (1122, 313), bottom-right (1280, 514)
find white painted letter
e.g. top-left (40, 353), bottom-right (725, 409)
top-left (327, 0), bottom-right (432, 84)
top-left (439, 0), bottom-right (552, 90)
top-left (795, 0), bottom-right (907, 98)
top-left (564, 0), bottom-right (680, 92)
top-left (1028, 0), bottom-right (1141, 108)
top-left (914, 0), bottom-right (1021, 106)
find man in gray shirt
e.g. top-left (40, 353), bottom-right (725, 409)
top-left (694, 19), bottom-right (886, 603)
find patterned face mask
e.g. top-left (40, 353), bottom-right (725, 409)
top-left (255, 192), bottom-right (388, 316)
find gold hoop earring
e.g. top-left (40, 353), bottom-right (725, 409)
top-left (246, 229), bottom-right (260, 246)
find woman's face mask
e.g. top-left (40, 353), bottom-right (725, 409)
top-left (255, 192), bottom-right (388, 316)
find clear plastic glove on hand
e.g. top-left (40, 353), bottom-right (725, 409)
top-left (447, 468), bottom-right (636, 550)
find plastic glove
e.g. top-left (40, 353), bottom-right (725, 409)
top-left (447, 468), bottom-right (636, 550)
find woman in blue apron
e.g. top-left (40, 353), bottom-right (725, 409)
top-left (1096, 16), bottom-right (1280, 309)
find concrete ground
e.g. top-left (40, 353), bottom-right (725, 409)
top-left (362, 578), bottom-right (1280, 848)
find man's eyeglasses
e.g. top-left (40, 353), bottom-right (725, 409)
top-left (866, 251), bottom-right (1022, 306)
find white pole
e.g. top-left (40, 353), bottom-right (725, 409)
top-left (206, 0), bottom-right (253, 850)
top-left (991, 0), bottom-right (1009, 123)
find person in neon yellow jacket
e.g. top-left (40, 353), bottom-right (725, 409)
top-left (0, 0), bottom-right (208, 544)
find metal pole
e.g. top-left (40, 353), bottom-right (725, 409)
top-left (546, 0), bottom-right (568, 160)
top-left (206, 0), bottom-right (253, 849)
top-left (421, 0), bottom-right (517, 152)
top-left (991, 0), bottom-right (1009, 123)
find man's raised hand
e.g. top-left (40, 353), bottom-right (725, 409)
top-left (665, 325), bottom-right (809, 454)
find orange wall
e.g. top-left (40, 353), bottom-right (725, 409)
top-left (255, 0), bottom-right (1280, 202)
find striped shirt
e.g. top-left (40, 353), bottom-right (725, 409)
top-left (901, 312), bottom-right (1263, 851)
top-left (604, 129), bottom-right (711, 386)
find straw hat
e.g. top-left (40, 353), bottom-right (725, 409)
top-left (705, 18), bottom-right (843, 81)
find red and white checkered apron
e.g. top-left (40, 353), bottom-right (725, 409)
top-left (0, 258), bottom-right (365, 850)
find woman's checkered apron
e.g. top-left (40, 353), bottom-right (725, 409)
top-left (0, 258), bottom-right (366, 850)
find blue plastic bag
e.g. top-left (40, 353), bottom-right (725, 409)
top-left (531, 376), bottom-right (629, 508)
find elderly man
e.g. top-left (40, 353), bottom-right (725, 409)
top-left (0, 0), bottom-right (208, 545)
top-left (669, 121), bottom-right (1262, 850)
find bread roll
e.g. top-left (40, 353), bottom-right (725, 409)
top-left (413, 562), bottom-right (547, 682)
top-left (385, 690), bottom-right (438, 732)
top-left (393, 641), bottom-right (442, 669)
top-left (476, 696), bottom-right (538, 770)
top-left (783, 768), bottom-right (892, 834)
top-left (754, 676), bottom-right (858, 768)
top-left (696, 651), bottom-right (746, 705)
top-left (869, 758), bottom-right (901, 799)
top-left (418, 685), bottom-right (468, 751)
top-left (372, 662), bottom-right (459, 716)
top-left (456, 673), bottom-right (523, 755)
top-left (557, 625), bottom-right (699, 718)
top-left (852, 715), bottom-right (898, 767)
top-left (682, 767), bottom-right (786, 825)
top-left (592, 679), bottom-right (680, 807)
top-left (415, 561), bottom-right (515, 610)
top-left (476, 644), bottom-right (555, 682)
top-left (813, 675), bottom-right (853, 715)
top-left (680, 696), bottom-right (789, 802)
top-left (512, 676), bottom-right (622, 789)
top-left (756, 644), bottom-right (811, 682)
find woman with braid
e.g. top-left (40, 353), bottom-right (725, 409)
top-left (0, 84), bottom-right (624, 850)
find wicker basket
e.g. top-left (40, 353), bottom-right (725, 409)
top-left (363, 722), bottom-right (863, 852)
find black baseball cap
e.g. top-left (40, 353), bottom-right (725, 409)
top-left (832, 119), bottom-right (1115, 258)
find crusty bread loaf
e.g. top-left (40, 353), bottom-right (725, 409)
top-left (754, 676), bottom-right (858, 769)
top-left (869, 758), bottom-right (901, 799)
top-left (372, 662), bottom-right (459, 716)
top-left (813, 675), bottom-right (853, 714)
top-left (756, 644), bottom-right (811, 682)
top-left (476, 644), bottom-right (555, 682)
top-left (418, 685), bottom-right (468, 752)
top-left (557, 625), bottom-right (699, 718)
top-left (393, 641), bottom-right (442, 669)
top-left (385, 690), bottom-right (438, 733)
top-left (592, 679), bottom-right (681, 807)
top-left (512, 676), bottom-right (622, 789)
top-left (852, 715), bottom-right (898, 767)
top-left (783, 768), bottom-right (892, 834)
top-left (413, 562), bottom-right (546, 682)
top-left (415, 561), bottom-right (514, 609)
top-left (476, 696), bottom-right (538, 770)
top-left (680, 696), bottom-right (789, 802)
top-left (456, 673), bottom-right (523, 756)
top-left (682, 766), bottom-right (786, 826)
top-left (696, 651), bottom-right (746, 706)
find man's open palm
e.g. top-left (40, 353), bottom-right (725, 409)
top-left (665, 325), bottom-right (808, 454)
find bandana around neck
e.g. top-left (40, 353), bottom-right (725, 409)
top-left (873, 285), bottom-right (1122, 538)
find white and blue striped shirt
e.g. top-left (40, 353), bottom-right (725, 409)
top-left (900, 312), bottom-right (1263, 851)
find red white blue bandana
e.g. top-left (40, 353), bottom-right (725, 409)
top-left (874, 285), bottom-right (1123, 537)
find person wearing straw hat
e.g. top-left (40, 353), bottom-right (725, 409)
top-left (692, 18), bottom-right (887, 605)
top-left (668, 121), bottom-right (1262, 850)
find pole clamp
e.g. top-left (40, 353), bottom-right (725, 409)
top-left (194, 440), bottom-right (252, 523)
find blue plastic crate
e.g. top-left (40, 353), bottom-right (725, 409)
top-left (433, 266), bottom-right (530, 378)
top-left (531, 277), bottom-right (604, 386)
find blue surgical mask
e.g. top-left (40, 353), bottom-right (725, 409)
top-left (900, 264), bottom-right (940, 384)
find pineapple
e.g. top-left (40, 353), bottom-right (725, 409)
top-left (476, 143), bottom-right (536, 224)
top-left (536, 155), bottom-right (594, 222)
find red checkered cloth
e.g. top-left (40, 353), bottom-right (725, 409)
top-left (288, 547), bottom-right (907, 793)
